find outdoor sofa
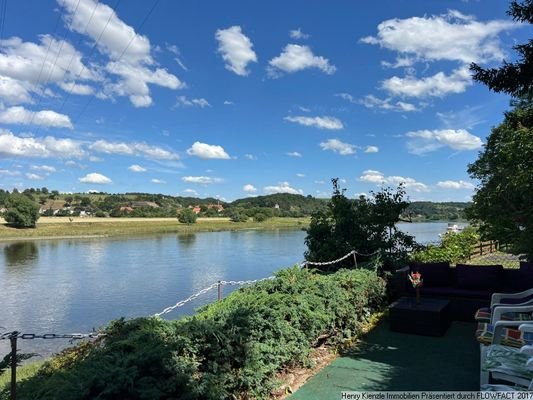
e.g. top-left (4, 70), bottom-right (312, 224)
top-left (399, 261), bottom-right (533, 321)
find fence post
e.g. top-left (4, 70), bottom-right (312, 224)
top-left (217, 281), bottom-right (222, 301)
top-left (480, 242), bottom-right (483, 256)
top-left (10, 332), bottom-right (17, 400)
top-left (353, 252), bottom-right (358, 268)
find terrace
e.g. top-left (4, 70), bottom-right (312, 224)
top-left (290, 320), bottom-right (479, 398)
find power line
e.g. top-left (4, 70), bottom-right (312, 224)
top-left (26, 0), bottom-right (83, 127)
top-left (72, 0), bottom-right (161, 126)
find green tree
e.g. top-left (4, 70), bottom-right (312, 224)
top-left (305, 179), bottom-right (416, 272)
top-left (253, 212), bottom-right (268, 222)
top-left (467, 104), bottom-right (533, 260)
top-left (177, 208), bottom-right (197, 224)
top-left (228, 208), bottom-right (248, 222)
top-left (4, 193), bottom-right (40, 228)
top-left (470, 0), bottom-right (533, 99)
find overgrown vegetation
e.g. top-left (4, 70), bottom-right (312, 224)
top-left (410, 227), bottom-right (480, 264)
top-left (2, 267), bottom-right (386, 400)
top-left (305, 179), bottom-right (417, 272)
top-left (3, 194), bottom-right (40, 228)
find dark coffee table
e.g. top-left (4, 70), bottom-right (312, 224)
top-left (389, 297), bottom-right (451, 336)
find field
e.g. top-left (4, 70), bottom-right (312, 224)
top-left (0, 217), bottom-right (310, 241)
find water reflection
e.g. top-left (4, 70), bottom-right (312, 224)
top-left (4, 241), bottom-right (39, 268)
top-left (177, 233), bottom-right (196, 247)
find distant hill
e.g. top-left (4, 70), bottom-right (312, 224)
top-left (230, 193), bottom-right (327, 214)
top-left (1, 187), bottom-right (470, 220)
top-left (406, 201), bottom-right (471, 221)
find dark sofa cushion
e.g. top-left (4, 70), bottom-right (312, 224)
top-left (456, 264), bottom-right (503, 290)
top-left (419, 286), bottom-right (493, 301)
top-left (409, 262), bottom-right (450, 287)
top-left (518, 262), bottom-right (533, 290)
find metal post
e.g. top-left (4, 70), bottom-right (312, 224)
top-left (353, 252), bottom-right (358, 268)
top-left (10, 332), bottom-right (17, 400)
top-left (217, 281), bottom-right (222, 301)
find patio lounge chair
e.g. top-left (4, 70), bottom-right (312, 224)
top-left (481, 323), bottom-right (533, 390)
top-left (475, 288), bottom-right (533, 323)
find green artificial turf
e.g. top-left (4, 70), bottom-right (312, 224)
top-left (290, 321), bottom-right (479, 399)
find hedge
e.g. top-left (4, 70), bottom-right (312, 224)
top-left (3, 267), bottom-right (387, 400)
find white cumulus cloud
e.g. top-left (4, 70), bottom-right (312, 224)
top-left (58, 0), bottom-right (183, 107)
top-left (151, 178), bottom-right (165, 184)
top-left (215, 26), bottom-right (257, 76)
top-left (320, 139), bottom-right (356, 156)
top-left (26, 172), bottom-right (43, 180)
top-left (360, 10), bottom-right (518, 64)
top-left (186, 142), bottom-right (230, 159)
top-left (268, 44), bottom-right (336, 77)
top-left (79, 172), bottom-right (112, 184)
top-left (437, 180), bottom-right (475, 190)
top-left (0, 106), bottom-right (73, 128)
top-left (284, 115), bottom-right (343, 130)
top-left (31, 165), bottom-right (56, 172)
top-left (264, 182), bottom-right (303, 195)
top-left (405, 129), bottom-right (483, 154)
top-left (181, 176), bottom-right (223, 184)
top-left (128, 164), bottom-right (146, 172)
top-left (365, 146), bottom-right (379, 153)
top-left (89, 139), bottom-right (180, 160)
top-left (243, 184), bottom-right (257, 193)
top-left (0, 130), bottom-right (84, 158)
top-left (359, 170), bottom-right (429, 192)
top-left (381, 67), bottom-right (472, 98)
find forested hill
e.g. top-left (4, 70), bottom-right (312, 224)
top-left (406, 201), bottom-right (470, 221)
top-left (231, 193), bottom-right (328, 214)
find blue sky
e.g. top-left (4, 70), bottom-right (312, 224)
top-left (0, 0), bottom-right (530, 201)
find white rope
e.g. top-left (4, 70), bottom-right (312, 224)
top-left (154, 249), bottom-right (374, 317)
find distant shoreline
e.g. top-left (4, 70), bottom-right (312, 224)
top-left (0, 217), bottom-right (310, 242)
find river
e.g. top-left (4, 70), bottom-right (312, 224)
top-left (0, 221), bottom-right (461, 357)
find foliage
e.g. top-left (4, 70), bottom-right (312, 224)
top-left (228, 208), bottom-right (248, 222)
top-left (177, 208), bottom-right (198, 224)
top-left (305, 179), bottom-right (417, 272)
top-left (5, 267), bottom-right (386, 400)
top-left (253, 212), bottom-right (268, 222)
top-left (470, 0), bottom-right (533, 99)
top-left (4, 194), bottom-right (40, 228)
top-left (406, 201), bottom-right (470, 221)
top-left (410, 227), bottom-right (480, 264)
top-left (467, 104), bottom-right (533, 261)
top-left (0, 352), bottom-right (38, 377)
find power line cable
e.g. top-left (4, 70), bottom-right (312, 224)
top-left (72, 0), bottom-right (161, 125)
top-left (26, 0), bottom-right (82, 127)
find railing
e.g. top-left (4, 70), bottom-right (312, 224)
top-left (468, 240), bottom-right (499, 258)
top-left (0, 249), bottom-right (368, 400)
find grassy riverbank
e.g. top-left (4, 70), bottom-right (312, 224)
top-left (0, 217), bottom-right (310, 241)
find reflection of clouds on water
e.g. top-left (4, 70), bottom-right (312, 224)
top-left (0, 231), bottom-right (308, 357)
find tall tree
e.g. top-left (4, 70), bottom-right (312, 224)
top-left (4, 193), bottom-right (40, 228)
top-left (305, 179), bottom-right (416, 272)
top-left (470, 0), bottom-right (533, 98)
top-left (467, 104), bottom-right (533, 260)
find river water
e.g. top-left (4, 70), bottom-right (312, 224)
top-left (0, 222), bottom-right (460, 357)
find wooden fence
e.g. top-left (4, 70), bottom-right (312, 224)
top-left (469, 240), bottom-right (499, 258)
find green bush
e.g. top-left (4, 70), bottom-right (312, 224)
top-left (177, 208), bottom-right (197, 224)
top-left (6, 267), bottom-right (386, 400)
top-left (253, 212), bottom-right (268, 222)
top-left (410, 227), bottom-right (479, 264)
top-left (4, 194), bottom-right (40, 228)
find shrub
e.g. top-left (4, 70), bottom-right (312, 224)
top-left (253, 212), bottom-right (268, 222)
top-left (4, 194), bottom-right (40, 228)
top-left (177, 208), bottom-right (197, 224)
top-left (410, 227), bottom-right (479, 264)
top-left (6, 267), bottom-right (386, 400)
